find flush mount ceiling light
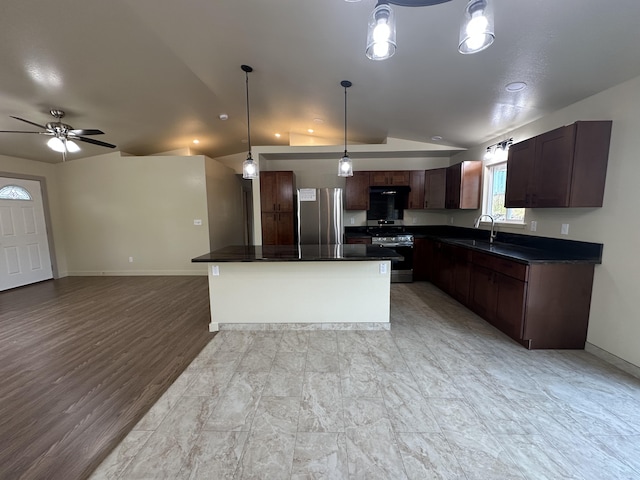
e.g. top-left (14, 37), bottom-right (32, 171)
top-left (241, 65), bottom-right (258, 179)
top-left (338, 80), bottom-right (354, 177)
top-left (505, 81), bottom-right (527, 93)
top-left (458, 0), bottom-right (495, 54)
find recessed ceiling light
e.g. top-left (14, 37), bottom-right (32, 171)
top-left (307, 129), bottom-right (314, 134)
top-left (505, 82), bottom-right (527, 93)
top-left (431, 135), bottom-right (443, 141)
top-left (274, 133), bottom-right (281, 138)
top-left (219, 113), bottom-right (229, 121)
top-left (192, 139), bottom-right (200, 144)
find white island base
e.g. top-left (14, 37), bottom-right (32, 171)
top-left (206, 261), bottom-right (392, 331)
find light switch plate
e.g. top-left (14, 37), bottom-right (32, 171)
top-left (379, 263), bottom-right (387, 274)
top-left (194, 219), bottom-right (203, 226)
top-left (561, 223), bottom-right (569, 235)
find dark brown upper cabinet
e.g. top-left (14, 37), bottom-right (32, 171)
top-left (345, 171), bottom-right (370, 210)
top-left (505, 121), bottom-right (612, 208)
top-left (407, 170), bottom-right (426, 209)
top-left (445, 161), bottom-right (482, 209)
top-left (369, 171), bottom-right (410, 186)
top-left (424, 168), bottom-right (447, 209)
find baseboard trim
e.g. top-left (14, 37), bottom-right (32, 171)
top-left (66, 270), bottom-right (208, 276)
top-left (585, 342), bottom-right (640, 380)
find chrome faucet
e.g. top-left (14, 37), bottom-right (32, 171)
top-left (474, 214), bottom-right (497, 243)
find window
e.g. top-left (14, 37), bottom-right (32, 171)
top-left (0, 185), bottom-right (32, 200)
top-left (484, 162), bottom-right (524, 223)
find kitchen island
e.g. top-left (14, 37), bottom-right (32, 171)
top-left (192, 244), bottom-right (402, 331)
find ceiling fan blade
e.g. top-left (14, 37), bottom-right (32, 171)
top-left (76, 136), bottom-right (117, 148)
top-left (0, 130), bottom-right (43, 133)
top-left (69, 129), bottom-right (105, 136)
top-left (9, 116), bottom-right (49, 130)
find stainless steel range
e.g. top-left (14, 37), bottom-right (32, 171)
top-left (367, 221), bottom-right (414, 283)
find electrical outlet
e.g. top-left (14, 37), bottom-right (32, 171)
top-left (350, 217), bottom-right (355, 225)
top-left (412, 217), bottom-right (417, 224)
top-left (128, 256), bottom-right (133, 263)
top-left (530, 221), bottom-right (537, 232)
top-left (212, 265), bottom-right (220, 276)
top-left (379, 263), bottom-right (387, 274)
top-left (449, 216), bottom-right (454, 225)
top-left (561, 223), bottom-right (569, 235)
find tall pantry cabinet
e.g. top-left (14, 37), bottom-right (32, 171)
top-left (260, 171), bottom-right (296, 245)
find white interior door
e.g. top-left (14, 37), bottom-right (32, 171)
top-left (0, 178), bottom-right (53, 291)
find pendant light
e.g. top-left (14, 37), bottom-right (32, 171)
top-left (338, 80), bottom-right (354, 177)
top-left (458, 0), bottom-right (495, 54)
top-left (241, 64), bottom-right (258, 179)
top-left (366, 2), bottom-right (397, 61)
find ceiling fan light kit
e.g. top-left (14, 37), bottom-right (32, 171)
top-left (350, 0), bottom-right (495, 59)
top-left (0, 109), bottom-right (116, 161)
top-left (458, 0), bottom-right (495, 54)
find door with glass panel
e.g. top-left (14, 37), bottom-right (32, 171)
top-left (0, 178), bottom-right (53, 291)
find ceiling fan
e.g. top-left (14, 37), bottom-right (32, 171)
top-left (0, 109), bottom-right (116, 160)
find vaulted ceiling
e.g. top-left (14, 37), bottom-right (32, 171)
top-left (2, 0), bottom-right (640, 163)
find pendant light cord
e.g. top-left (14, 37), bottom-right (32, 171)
top-left (344, 85), bottom-right (347, 155)
top-left (245, 70), bottom-right (252, 153)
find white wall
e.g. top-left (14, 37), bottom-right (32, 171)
top-left (59, 151), bottom-right (211, 275)
top-left (451, 74), bottom-right (640, 368)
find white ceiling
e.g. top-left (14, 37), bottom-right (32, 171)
top-left (1, 0), bottom-right (640, 164)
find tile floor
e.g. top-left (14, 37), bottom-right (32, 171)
top-left (91, 282), bottom-right (640, 479)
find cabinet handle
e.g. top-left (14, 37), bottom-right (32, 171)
top-left (273, 203), bottom-right (276, 211)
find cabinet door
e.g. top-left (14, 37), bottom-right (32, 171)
top-left (495, 273), bottom-right (527, 340)
top-left (413, 238), bottom-right (434, 281)
top-left (432, 243), bottom-right (454, 294)
top-left (277, 212), bottom-right (295, 245)
top-left (408, 171), bottom-right (425, 209)
top-left (468, 265), bottom-right (497, 323)
top-left (276, 172), bottom-right (294, 212)
top-left (261, 213), bottom-right (278, 245)
top-left (531, 124), bottom-right (576, 207)
top-left (369, 171), bottom-right (390, 186)
top-left (425, 168), bottom-right (447, 209)
top-left (505, 138), bottom-right (535, 208)
top-left (389, 171), bottom-right (410, 185)
top-left (452, 249), bottom-right (471, 305)
top-left (260, 172), bottom-right (278, 212)
top-left (445, 164), bottom-right (462, 209)
top-left (345, 171), bottom-right (370, 210)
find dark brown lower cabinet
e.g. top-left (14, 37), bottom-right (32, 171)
top-left (432, 244), bottom-right (595, 349)
top-left (413, 238), bottom-right (434, 281)
top-left (261, 212), bottom-right (294, 245)
top-left (345, 236), bottom-right (372, 245)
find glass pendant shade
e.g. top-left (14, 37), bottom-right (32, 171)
top-left (65, 139), bottom-right (80, 153)
top-left (243, 153), bottom-right (259, 179)
top-left (338, 153), bottom-right (353, 177)
top-left (366, 2), bottom-right (397, 61)
top-left (458, 0), bottom-right (494, 54)
top-left (47, 137), bottom-right (66, 152)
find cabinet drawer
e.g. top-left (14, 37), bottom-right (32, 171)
top-left (472, 251), bottom-right (528, 281)
top-left (346, 237), bottom-right (372, 245)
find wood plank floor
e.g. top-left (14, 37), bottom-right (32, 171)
top-left (0, 276), bottom-right (214, 480)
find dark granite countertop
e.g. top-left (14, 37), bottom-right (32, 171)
top-left (192, 244), bottom-right (403, 263)
top-left (344, 225), bottom-right (603, 264)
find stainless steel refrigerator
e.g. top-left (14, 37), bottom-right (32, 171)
top-left (297, 188), bottom-right (343, 245)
